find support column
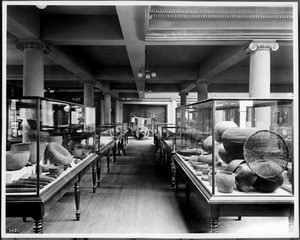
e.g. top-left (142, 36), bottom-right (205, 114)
top-left (179, 92), bottom-right (188, 106)
top-left (104, 93), bottom-right (111, 124)
top-left (100, 99), bottom-right (104, 125)
top-left (114, 99), bottom-right (120, 123)
top-left (248, 41), bottom-right (279, 97)
top-left (196, 82), bottom-right (208, 101)
top-left (16, 40), bottom-right (51, 97)
top-left (168, 99), bottom-right (177, 124)
top-left (247, 41), bottom-right (279, 129)
top-left (82, 80), bottom-right (95, 107)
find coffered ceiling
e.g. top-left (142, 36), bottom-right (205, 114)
top-left (5, 2), bottom-right (295, 101)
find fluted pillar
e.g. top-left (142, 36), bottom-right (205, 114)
top-left (104, 93), bottom-right (111, 124)
top-left (82, 80), bottom-right (95, 107)
top-left (16, 40), bottom-right (51, 97)
top-left (196, 81), bottom-right (208, 101)
top-left (114, 99), bottom-right (120, 123)
top-left (248, 41), bottom-right (279, 97)
top-left (179, 92), bottom-right (188, 106)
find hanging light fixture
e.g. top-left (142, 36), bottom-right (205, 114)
top-left (138, 50), bottom-right (156, 79)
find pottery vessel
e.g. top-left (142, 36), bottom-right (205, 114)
top-left (252, 173), bottom-right (284, 193)
top-left (215, 170), bottom-right (236, 193)
top-left (11, 142), bottom-right (47, 164)
top-left (208, 171), bottom-right (217, 186)
top-left (6, 150), bottom-right (30, 171)
top-left (234, 163), bottom-right (258, 192)
top-left (71, 149), bottom-right (83, 158)
top-left (193, 162), bottom-right (209, 172)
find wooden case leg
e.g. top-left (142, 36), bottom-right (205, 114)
top-left (32, 218), bottom-right (43, 233)
top-left (107, 151), bottom-right (110, 173)
top-left (185, 181), bottom-right (190, 212)
top-left (175, 165), bottom-right (178, 192)
top-left (92, 165), bottom-right (96, 193)
top-left (209, 217), bottom-right (219, 233)
top-left (97, 159), bottom-right (101, 187)
top-left (289, 216), bottom-right (294, 232)
top-left (113, 143), bottom-right (117, 163)
top-left (74, 182), bottom-right (81, 221)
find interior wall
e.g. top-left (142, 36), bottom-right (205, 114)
top-left (122, 103), bottom-right (167, 124)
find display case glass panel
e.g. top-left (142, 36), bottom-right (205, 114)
top-left (175, 98), bottom-right (294, 196)
top-left (6, 97), bottom-right (96, 196)
top-left (95, 123), bottom-right (123, 151)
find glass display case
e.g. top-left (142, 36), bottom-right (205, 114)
top-left (96, 123), bottom-right (123, 151)
top-left (175, 98), bottom-right (294, 196)
top-left (6, 97), bottom-right (96, 196)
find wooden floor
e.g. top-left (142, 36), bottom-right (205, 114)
top-left (5, 137), bottom-right (290, 237)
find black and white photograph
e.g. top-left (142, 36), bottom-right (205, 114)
top-left (1, 1), bottom-right (299, 239)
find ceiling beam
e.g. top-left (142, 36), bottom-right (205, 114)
top-left (181, 45), bottom-right (250, 93)
top-left (41, 15), bottom-right (124, 44)
top-left (7, 7), bottom-right (118, 98)
top-left (7, 6), bottom-right (40, 39)
top-left (116, 5), bottom-right (146, 98)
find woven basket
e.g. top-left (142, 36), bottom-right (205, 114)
top-left (243, 130), bottom-right (289, 179)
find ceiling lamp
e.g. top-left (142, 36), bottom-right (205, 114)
top-left (138, 50), bottom-right (156, 79)
top-left (36, 5), bottom-right (47, 9)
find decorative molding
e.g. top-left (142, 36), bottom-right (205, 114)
top-left (248, 41), bottom-right (279, 52)
top-left (145, 29), bottom-right (293, 42)
top-left (149, 6), bottom-right (293, 19)
top-left (150, 13), bottom-right (292, 20)
top-left (16, 40), bottom-right (51, 54)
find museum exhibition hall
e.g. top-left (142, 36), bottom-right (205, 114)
top-left (2, 1), bottom-right (299, 239)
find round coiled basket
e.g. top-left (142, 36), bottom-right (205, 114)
top-left (243, 130), bottom-right (290, 179)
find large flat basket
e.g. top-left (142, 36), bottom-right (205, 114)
top-left (243, 130), bottom-right (290, 179)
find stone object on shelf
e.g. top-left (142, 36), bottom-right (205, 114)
top-left (45, 142), bottom-right (73, 166)
top-left (217, 143), bottom-right (233, 164)
top-left (214, 121), bottom-right (238, 143)
top-left (202, 135), bottom-right (213, 153)
top-left (221, 127), bottom-right (261, 160)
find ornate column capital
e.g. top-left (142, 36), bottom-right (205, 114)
top-left (195, 80), bottom-right (209, 87)
top-left (81, 79), bottom-right (96, 85)
top-left (179, 92), bottom-right (189, 96)
top-left (16, 40), bottom-right (51, 54)
top-left (247, 41), bottom-right (279, 52)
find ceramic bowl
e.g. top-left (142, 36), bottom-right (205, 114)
top-left (6, 150), bottom-right (30, 171)
top-left (49, 165), bottom-right (64, 176)
top-left (11, 142), bottom-right (47, 164)
top-left (70, 149), bottom-right (83, 158)
top-left (193, 162), bottom-right (209, 172)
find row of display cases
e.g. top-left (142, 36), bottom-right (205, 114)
top-left (155, 98), bottom-right (295, 233)
top-left (5, 97), bottom-right (129, 233)
top-left (174, 98), bottom-right (294, 196)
